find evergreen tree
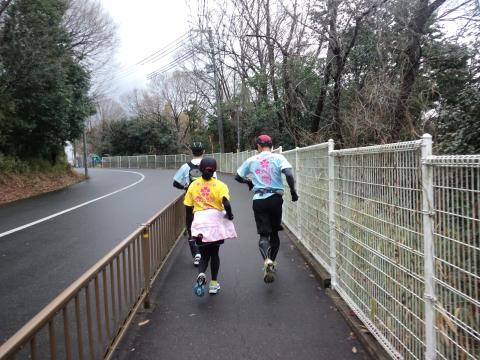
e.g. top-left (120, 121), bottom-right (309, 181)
top-left (0, 0), bottom-right (93, 163)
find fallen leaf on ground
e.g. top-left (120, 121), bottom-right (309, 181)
top-left (352, 346), bottom-right (357, 353)
top-left (138, 320), bottom-right (150, 326)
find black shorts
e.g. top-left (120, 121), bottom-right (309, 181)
top-left (193, 236), bottom-right (224, 246)
top-left (252, 194), bottom-right (284, 235)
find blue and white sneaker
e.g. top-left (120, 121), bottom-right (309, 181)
top-left (209, 281), bottom-right (221, 295)
top-left (194, 273), bottom-right (206, 297)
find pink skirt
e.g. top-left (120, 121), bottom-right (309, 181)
top-left (191, 209), bottom-right (237, 243)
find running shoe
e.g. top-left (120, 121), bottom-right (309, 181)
top-left (263, 258), bottom-right (276, 283)
top-left (209, 281), bottom-right (221, 295)
top-left (193, 253), bottom-right (201, 267)
top-left (194, 273), bottom-right (206, 297)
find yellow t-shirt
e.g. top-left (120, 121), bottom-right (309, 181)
top-left (184, 177), bottom-right (230, 213)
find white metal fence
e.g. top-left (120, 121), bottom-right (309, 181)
top-left (102, 136), bottom-right (479, 360)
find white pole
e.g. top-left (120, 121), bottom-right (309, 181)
top-left (328, 139), bottom-right (337, 288)
top-left (421, 133), bottom-right (436, 360)
top-left (295, 147), bottom-right (301, 237)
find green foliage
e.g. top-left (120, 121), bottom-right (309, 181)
top-left (0, 152), bottom-right (70, 173)
top-left (0, 0), bottom-right (93, 163)
top-left (101, 118), bottom-right (178, 156)
top-left (436, 86), bottom-right (480, 155)
top-left (0, 154), bottom-right (30, 173)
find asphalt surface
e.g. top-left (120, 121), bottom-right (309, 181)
top-left (114, 176), bottom-right (369, 360)
top-left (0, 168), bottom-right (180, 342)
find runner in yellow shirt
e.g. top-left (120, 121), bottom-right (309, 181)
top-left (184, 157), bottom-right (237, 296)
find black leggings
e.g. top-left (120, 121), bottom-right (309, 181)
top-left (198, 244), bottom-right (221, 281)
top-left (185, 206), bottom-right (199, 257)
top-left (253, 195), bottom-right (283, 261)
top-left (259, 231), bottom-right (280, 261)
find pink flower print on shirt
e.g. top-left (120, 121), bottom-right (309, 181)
top-left (200, 186), bottom-right (211, 198)
top-left (255, 169), bottom-right (261, 174)
top-left (260, 159), bottom-right (270, 169)
top-left (261, 174), bottom-right (272, 185)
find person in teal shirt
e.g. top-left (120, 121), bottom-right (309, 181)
top-left (235, 135), bottom-right (298, 283)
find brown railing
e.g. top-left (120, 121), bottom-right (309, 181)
top-left (0, 194), bottom-right (185, 360)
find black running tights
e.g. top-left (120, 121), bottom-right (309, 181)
top-left (198, 244), bottom-right (220, 281)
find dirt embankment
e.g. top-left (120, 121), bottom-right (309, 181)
top-left (0, 169), bottom-right (84, 205)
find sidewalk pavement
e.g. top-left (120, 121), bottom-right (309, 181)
top-left (113, 176), bottom-right (370, 360)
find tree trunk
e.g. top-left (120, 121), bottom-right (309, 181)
top-left (312, 48), bottom-right (333, 133)
top-left (392, 0), bottom-right (447, 138)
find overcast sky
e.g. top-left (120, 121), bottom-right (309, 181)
top-left (100, 0), bottom-right (191, 97)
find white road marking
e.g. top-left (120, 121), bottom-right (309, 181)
top-left (0, 170), bottom-right (145, 238)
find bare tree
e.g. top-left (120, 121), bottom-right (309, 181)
top-left (64, 0), bottom-right (118, 98)
top-left (0, 0), bottom-right (13, 18)
top-left (391, 0), bottom-right (448, 138)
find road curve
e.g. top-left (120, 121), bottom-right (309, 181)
top-left (0, 168), bottom-right (180, 342)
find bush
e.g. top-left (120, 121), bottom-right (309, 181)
top-left (0, 153), bottom-right (70, 174)
top-left (0, 154), bottom-right (30, 173)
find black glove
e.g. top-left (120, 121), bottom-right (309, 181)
top-left (247, 180), bottom-right (254, 191)
top-left (291, 190), bottom-right (299, 202)
top-left (225, 212), bottom-right (234, 220)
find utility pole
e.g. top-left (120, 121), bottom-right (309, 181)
top-left (82, 126), bottom-right (88, 178)
top-left (235, 105), bottom-right (240, 152)
top-left (207, 28), bottom-right (225, 153)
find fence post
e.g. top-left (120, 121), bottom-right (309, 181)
top-left (295, 147), bottom-right (301, 237)
top-left (421, 133), bottom-right (436, 360)
top-left (328, 139), bottom-right (337, 288)
top-left (142, 226), bottom-right (151, 309)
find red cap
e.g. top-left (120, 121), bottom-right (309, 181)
top-left (256, 135), bottom-right (272, 146)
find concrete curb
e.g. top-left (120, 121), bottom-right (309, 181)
top-left (283, 226), bottom-right (392, 360)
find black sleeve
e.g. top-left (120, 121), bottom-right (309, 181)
top-left (282, 168), bottom-right (296, 192)
top-left (235, 174), bottom-right (254, 190)
top-left (222, 197), bottom-right (233, 217)
top-left (234, 174), bottom-right (247, 183)
top-left (173, 180), bottom-right (186, 190)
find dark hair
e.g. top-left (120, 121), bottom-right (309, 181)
top-left (199, 157), bottom-right (216, 180)
top-left (191, 142), bottom-right (204, 156)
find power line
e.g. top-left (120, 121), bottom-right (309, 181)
top-left (136, 32), bottom-right (191, 65)
top-left (114, 31), bottom-right (194, 80)
top-left (147, 51), bottom-right (195, 79)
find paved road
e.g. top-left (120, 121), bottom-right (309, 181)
top-left (0, 168), bottom-right (181, 342)
top-left (114, 176), bottom-right (369, 360)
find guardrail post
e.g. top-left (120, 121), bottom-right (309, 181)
top-left (421, 134), bottom-right (436, 360)
top-left (295, 147), bottom-right (301, 237)
top-left (142, 227), bottom-right (151, 309)
top-left (328, 139), bottom-right (337, 288)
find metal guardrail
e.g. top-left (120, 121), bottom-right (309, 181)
top-left (102, 137), bottom-right (479, 360)
top-left (0, 194), bottom-right (185, 360)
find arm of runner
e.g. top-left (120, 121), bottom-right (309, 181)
top-left (173, 164), bottom-right (188, 189)
top-left (282, 168), bottom-right (299, 202)
top-left (235, 159), bottom-right (254, 190)
top-left (173, 180), bottom-right (186, 190)
top-left (222, 197), bottom-right (234, 220)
